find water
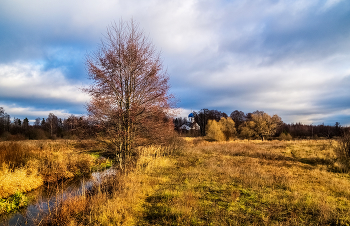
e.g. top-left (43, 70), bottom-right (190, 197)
top-left (0, 168), bottom-right (116, 226)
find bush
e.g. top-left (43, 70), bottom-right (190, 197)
top-left (27, 128), bottom-right (47, 140)
top-left (335, 133), bottom-right (350, 172)
top-left (0, 132), bottom-right (11, 141)
top-left (335, 132), bottom-right (350, 171)
top-left (279, 132), bottom-right (292, 141)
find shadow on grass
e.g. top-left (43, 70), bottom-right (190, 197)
top-left (227, 150), bottom-right (335, 167)
top-left (142, 194), bottom-right (181, 225)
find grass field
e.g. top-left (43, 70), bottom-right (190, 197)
top-left (39, 138), bottom-right (350, 225)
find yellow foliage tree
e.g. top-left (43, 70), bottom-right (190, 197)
top-left (206, 119), bottom-right (225, 141)
top-left (239, 112), bottom-right (282, 140)
top-left (239, 121), bottom-right (257, 140)
top-left (219, 117), bottom-right (236, 141)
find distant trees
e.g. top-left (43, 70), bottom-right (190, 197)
top-left (0, 104), bottom-right (348, 142)
top-left (84, 20), bottom-right (173, 170)
top-left (193, 109), bottom-right (228, 136)
top-left (0, 107), bottom-right (10, 134)
top-left (230, 110), bottom-right (245, 130)
top-left (219, 117), bottom-right (236, 140)
top-left (0, 108), bottom-right (93, 141)
top-left (46, 113), bottom-right (58, 138)
top-left (175, 109), bottom-right (291, 140)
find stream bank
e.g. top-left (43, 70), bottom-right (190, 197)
top-left (0, 167), bottom-right (116, 226)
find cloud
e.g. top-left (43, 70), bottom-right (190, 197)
top-left (0, 103), bottom-right (73, 121)
top-left (0, 62), bottom-right (89, 119)
top-left (0, 0), bottom-right (350, 125)
top-left (0, 62), bottom-right (89, 103)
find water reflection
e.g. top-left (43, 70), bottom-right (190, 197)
top-left (0, 168), bottom-right (116, 226)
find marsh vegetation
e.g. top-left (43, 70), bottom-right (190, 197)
top-left (0, 140), bottom-right (111, 215)
top-left (2, 138), bottom-right (349, 225)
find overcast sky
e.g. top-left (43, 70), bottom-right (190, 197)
top-left (0, 0), bottom-right (350, 125)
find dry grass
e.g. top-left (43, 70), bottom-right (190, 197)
top-left (0, 140), bottom-right (106, 200)
top-left (36, 139), bottom-right (350, 225)
top-left (0, 164), bottom-right (43, 200)
top-left (39, 145), bottom-right (174, 225)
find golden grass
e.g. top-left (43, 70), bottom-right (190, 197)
top-left (38, 139), bottom-right (350, 225)
top-left (40, 145), bottom-right (174, 225)
top-left (0, 140), bottom-right (105, 199)
top-left (0, 163), bottom-right (43, 199)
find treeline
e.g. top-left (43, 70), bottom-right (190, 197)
top-left (0, 107), bottom-right (90, 140)
top-left (174, 109), bottom-right (347, 140)
top-left (1, 106), bottom-right (347, 141)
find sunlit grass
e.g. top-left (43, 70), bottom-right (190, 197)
top-left (0, 163), bottom-right (43, 199)
top-left (30, 139), bottom-right (350, 225)
top-left (0, 139), bottom-right (110, 213)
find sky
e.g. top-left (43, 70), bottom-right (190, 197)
top-left (0, 0), bottom-right (350, 125)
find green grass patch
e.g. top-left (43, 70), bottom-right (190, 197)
top-left (0, 192), bottom-right (28, 214)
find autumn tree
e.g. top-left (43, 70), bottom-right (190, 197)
top-left (239, 111), bottom-right (282, 140)
top-left (194, 109), bottom-right (227, 136)
top-left (206, 119), bottom-right (225, 141)
top-left (219, 117), bottom-right (236, 140)
top-left (84, 20), bottom-right (173, 170)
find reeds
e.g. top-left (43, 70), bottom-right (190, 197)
top-left (0, 140), bottom-right (102, 199)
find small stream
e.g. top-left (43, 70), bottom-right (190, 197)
top-left (0, 168), bottom-right (116, 226)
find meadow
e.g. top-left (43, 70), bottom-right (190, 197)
top-left (25, 138), bottom-right (350, 225)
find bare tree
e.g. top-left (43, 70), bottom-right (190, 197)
top-left (84, 20), bottom-right (173, 170)
top-left (34, 117), bottom-right (41, 127)
top-left (46, 113), bottom-right (58, 138)
top-left (230, 110), bottom-right (245, 130)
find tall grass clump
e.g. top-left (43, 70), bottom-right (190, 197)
top-left (0, 163), bottom-right (43, 199)
top-left (335, 132), bottom-right (350, 172)
top-left (0, 142), bottom-right (34, 169)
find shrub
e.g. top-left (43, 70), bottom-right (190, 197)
top-left (279, 132), bottom-right (292, 141)
top-left (27, 128), bottom-right (47, 140)
top-left (0, 132), bottom-right (11, 141)
top-left (335, 132), bottom-right (350, 171)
